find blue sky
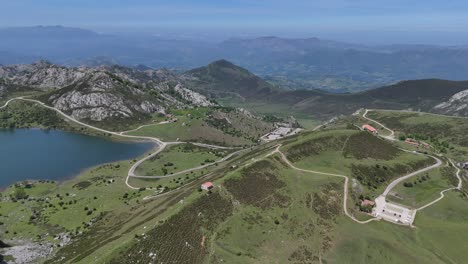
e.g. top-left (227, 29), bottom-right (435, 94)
top-left (2, 0), bottom-right (468, 44)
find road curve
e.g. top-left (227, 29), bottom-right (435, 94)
top-left (362, 109), bottom-right (395, 140)
top-left (382, 153), bottom-right (442, 197)
top-left (276, 147), bottom-right (378, 225)
top-left (416, 159), bottom-right (463, 211)
top-left (130, 149), bottom-right (244, 179)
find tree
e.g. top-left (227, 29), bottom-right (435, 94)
top-left (13, 187), bottom-right (28, 200)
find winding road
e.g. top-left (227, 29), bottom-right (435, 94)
top-left (363, 109), bottom-right (464, 215)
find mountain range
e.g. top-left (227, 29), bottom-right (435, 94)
top-left (2, 26), bottom-right (468, 93)
top-left (2, 59), bottom-right (468, 122)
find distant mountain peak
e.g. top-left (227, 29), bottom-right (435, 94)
top-left (209, 59), bottom-right (238, 68)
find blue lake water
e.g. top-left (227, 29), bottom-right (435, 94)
top-left (0, 129), bottom-right (154, 188)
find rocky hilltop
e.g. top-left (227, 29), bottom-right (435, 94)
top-left (0, 61), bottom-right (215, 122)
top-left (434, 89), bottom-right (468, 116)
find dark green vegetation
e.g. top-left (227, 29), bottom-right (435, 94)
top-left (343, 132), bottom-right (400, 160)
top-left (366, 110), bottom-right (468, 160)
top-left (0, 101), bottom-right (65, 129)
top-left (224, 160), bottom-right (290, 209)
top-left (110, 192), bottom-right (233, 263)
top-left (350, 159), bottom-right (434, 191)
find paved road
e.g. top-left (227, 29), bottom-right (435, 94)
top-left (382, 153), bottom-right (442, 197)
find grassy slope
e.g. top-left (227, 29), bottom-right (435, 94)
top-left (281, 129), bottom-right (432, 193)
top-left (366, 110), bottom-right (468, 160)
top-left (210, 157), bottom-right (344, 263)
top-left (328, 191), bottom-right (468, 264)
top-left (0, 153), bottom-right (155, 242)
top-left (387, 166), bottom-right (456, 208)
top-left (128, 107), bottom-right (274, 146)
top-left (135, 143), bottom-right (227, 176)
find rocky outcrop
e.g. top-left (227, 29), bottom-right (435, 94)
top-left (0, 61), bottom-right (87, 90)
top-left (1, 61), bottom-right (216, 121)
top-left (433, 89), bottom-right (468, 116)
top-left (173, 84), bottom-right (215, 107)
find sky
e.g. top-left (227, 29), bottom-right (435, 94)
top-left (2, 0), bottom-right (468, 44)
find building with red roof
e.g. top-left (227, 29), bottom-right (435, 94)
top-left (362, 124), bottom-right (377, 133)
top-left (201, 182), bottom-right (214, 191)
top-left (361, 199), bottom-right (375, 207)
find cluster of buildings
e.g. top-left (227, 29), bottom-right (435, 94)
top-left (404, 138), bottom-right (430, 149)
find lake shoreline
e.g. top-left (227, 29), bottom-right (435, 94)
top-left (0, 128), bottom-right (156, 189)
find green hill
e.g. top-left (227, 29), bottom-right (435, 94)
top-left (183, 59), bottom-right (280, 99)
top-left (186, 60), bottom-right (468, 120)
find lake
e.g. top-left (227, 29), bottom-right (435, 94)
top-left (0, 129), bottom-right (155, 188)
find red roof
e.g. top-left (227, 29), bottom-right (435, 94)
top-left (201, 182), bottom-right (213, 188)
top-left (362, 124), bottom-right (377, 132)
top-left (361, 199), bottom-right (375, 206)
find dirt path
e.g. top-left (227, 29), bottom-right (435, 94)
top-left (416, 159), bottom-right (463, 211)
top-left (362, 109), bottom-right (395, 140)
top-left (274, 147), bottom-right (378, 224)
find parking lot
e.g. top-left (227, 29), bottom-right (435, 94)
top-left (374, 195), bottom-right (416, 225)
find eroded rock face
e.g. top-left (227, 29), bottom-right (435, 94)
top-left (173, 84), bottom-right (214, 107)
top-left (0, 61), bottom-right (217, 121)
top-left (434, 89), bottom-right (468, 116)
top-left (0, 61), bottom-right (88, 90)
